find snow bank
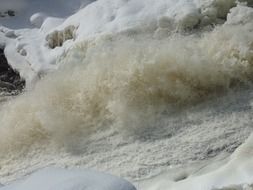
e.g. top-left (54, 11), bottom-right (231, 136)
top-left (0, 168), bottom-right (136, 190)
top-left (0, 0), bottom-right (96, 86)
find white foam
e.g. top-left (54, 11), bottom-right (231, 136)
top-left (140, 135), bottom-right (253, 190)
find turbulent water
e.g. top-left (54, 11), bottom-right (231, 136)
top-left (0, 0), bottom-right (253, 187)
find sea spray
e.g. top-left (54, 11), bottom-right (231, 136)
top-left (0, 11), bottom-right (253, 154)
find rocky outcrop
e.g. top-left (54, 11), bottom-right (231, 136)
top-left (0, 10), bottom-right (15, 18)
top-left (0, 48), bottom-right (25, 94)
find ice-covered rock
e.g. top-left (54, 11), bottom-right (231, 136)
top-left (30, 13), bottom-right (47, 28)
top-left (0, 168), bottom-right (136, 190)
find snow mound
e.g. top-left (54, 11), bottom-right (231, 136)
top-left (30, 13), bottom-right (47, 28)
top-left (0, 168), bottom-right (136, 190)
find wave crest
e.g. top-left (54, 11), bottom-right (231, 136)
top-left (0, 12), bottom-right (253, 153)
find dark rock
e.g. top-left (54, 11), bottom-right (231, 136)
top-left (0, 48), bottom-right (25, 94)
top-left (0, 10), bottom-right (15, 18)
top-left (7, 10), bottom-right (15, 17)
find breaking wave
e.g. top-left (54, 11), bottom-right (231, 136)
top-left (0, 12), bottom-right (253, 155)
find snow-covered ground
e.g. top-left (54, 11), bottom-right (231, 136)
top-left (1, 0), bottom-right (253, 189)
